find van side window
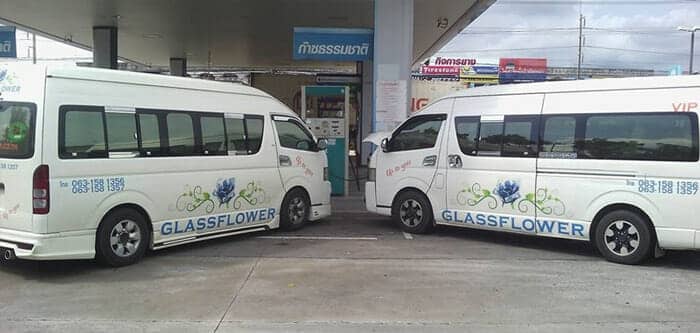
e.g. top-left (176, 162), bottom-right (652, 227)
top-left (106, 112), bottom-right (138, 154)
top-left (455, 117), bottom-right (479, 155)
top-left (477, 122), bottom-right (503, 156)
top-left (137, 113), bottom-right (162, 156)
top-left (200, 116), bottom-right (227, 155)
top-left (388, 115), bottom-right (445, 152)
top-left (275, 118), bottom-right (316, 151)
top-left (540, 116), bottom-right (577, 159)
top-left (245, 116), bottom-right (264, 154)
top-left (502, 116), bottom-right (538, 157)
top-left (225, 115), bottom-right (264, 155)
top-left (583, 113), bottom-right (698, 162)
top-left (60, 107), bottom-right (107, 159)
top-left (166, 113), bottom-right (195, 155)
top-left (225, 117), bottom-right (247, 155)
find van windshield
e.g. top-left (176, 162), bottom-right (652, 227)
top-left (0, 102), bottom-right (36, 159)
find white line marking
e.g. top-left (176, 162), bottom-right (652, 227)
top-left (402, 232), bottom-right (414, 240)
top-left (256, 236), bottom-right (378, 241)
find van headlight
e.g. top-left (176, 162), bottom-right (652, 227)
top-left (323, 167), bottom-right (329, 181)
top-left (368, 168), bottom-right (376, 181)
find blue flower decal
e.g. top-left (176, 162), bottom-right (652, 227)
top-left (0, 69), bottom-right (6, 82)
top-left (213, 178), bottom-right (236, 206)
top-left (495, 180), bottom-right (520, 205)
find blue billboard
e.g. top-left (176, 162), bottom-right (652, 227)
top-left (293, 27), bottom-right (373, 61)
top-left (0, 26), bottom-right (17, 58)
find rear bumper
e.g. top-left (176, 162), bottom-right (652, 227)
top-left (0, 227), bottom-right (95, 260)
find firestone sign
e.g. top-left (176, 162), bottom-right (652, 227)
top-left (293, 27), bottom-right (373, 61)
top-left (0, 26), bottom-right (17, 58)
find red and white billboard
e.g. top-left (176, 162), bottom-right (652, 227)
top-left (499, 58), bottom-right (547, 73)
top-left (499, 58), bottom-right (547, 83)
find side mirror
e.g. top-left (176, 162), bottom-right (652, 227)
top-left (380, 137), bottom-right (389, 153)
top-left (317, 138), bottom-right (328, 151)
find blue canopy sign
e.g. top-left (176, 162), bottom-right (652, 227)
top-left (0, 26), bottom-right (17, 58)
top-left (293, 27), bottom-right (373, 61)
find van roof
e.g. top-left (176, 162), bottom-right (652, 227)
top-left (43, 65), bottom-right (272, 98)
top-left (440, 75), bottom-right (700, 100)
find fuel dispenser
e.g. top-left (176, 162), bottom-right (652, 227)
top-left (301, 85), bottom-right (350, 196)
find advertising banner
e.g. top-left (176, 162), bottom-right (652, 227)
top-left (460, 65), bottom-right (499, 84)
top-left (0, 26), bottom-right (17, 58)
top-left (499, 58), bottom-right (547, 83)
top-left (293, 27), bottom-right (373, 61)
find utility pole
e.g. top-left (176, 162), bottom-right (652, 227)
top-left (577, 14), bottom-right (585, 80)
top-left (690, 30), bottom-right (695, 74)
top-left (678, 26), bottom-right (699, 74)
top-left (32, 32), bottom-right (36, 64)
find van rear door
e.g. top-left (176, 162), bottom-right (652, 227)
top-left (0, 102), bottom-right (40, 232)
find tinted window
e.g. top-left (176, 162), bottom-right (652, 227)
top-left (166, 113), bottom-right (195, 155)
top-left (106, 113), bottom-right (138, 153)
top-left (502, 117), bottom-right (537, 157)
top-left (477, 122), bottom-right (503, 156)
top-left (583, 113), bottom-right (698, 161)
top-left (61, 108), bottom-right (106, 158)
top-left (275, 119), bottom-right (316, 151)
top-left (0, 103), bottom-right (35, 158)
top-left (540, 116), bottom-right (577, 158)
top-left (138, 113), bottom-right (162, 156)
top-left (200, 116), bottom-right (226, 155)
top-left (225, 117), bottom-right (247, 154)
top-left (388, 115), bottom-right (444, 152)
top-left (246, 117), bottom-right (264, 154)
top-left (455, 117), bottom-right (479, 155)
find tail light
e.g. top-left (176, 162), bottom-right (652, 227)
top-left (368, 168), bottom-right (376, 181)
top-left (323, 167), bottom-right (329, 181)
top-left (32, 165), bottom-right (49, 214)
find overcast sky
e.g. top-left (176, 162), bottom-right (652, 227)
top-left (436, 0), bottom-right (700, 72)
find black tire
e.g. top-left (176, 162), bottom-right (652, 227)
top-left (392, 190), bottom-right (434, 234)
top-left (280, 188), bottom-right (310, 231)
top-left (96, 208), bottom-right (150, 267)
top-left (594, 209), bottom-right (654, 265)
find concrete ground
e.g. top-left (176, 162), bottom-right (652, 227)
top-left (1, 196), bottom-right (700, 332)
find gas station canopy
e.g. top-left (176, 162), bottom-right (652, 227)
top-left (0, 0), bottom-right (494, 70)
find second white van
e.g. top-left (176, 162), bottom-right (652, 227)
top-left (366, 75), bottom-right (700, 264)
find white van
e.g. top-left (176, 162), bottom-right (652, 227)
top-left (0, 64), bottom-right (331, 266)
top-left (366, 75), bottom-right (700, 264)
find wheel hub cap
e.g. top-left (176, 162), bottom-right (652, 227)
top-left (399, 199), bottom-right (423, 227)
top-left (288, 197), bottom-right (306, 224)
top-left (109, 220), bottom-right (142, 258)
top-left (604, 220), bottom-right (640, 257)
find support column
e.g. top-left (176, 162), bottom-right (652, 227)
top-left (170, 58), bottom-right (187, 76)
top-left (372, 0), bottom-right (414, 132)
top-left (360, 60), bottom-right (373, 166)
top-left (92, 26), bottom-right (118, 69)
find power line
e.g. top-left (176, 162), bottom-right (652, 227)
top-left (585, 45), bottom-right (693, 56)
top-left (459, 27), bottom-right (687, 35)
top-left (439, 46), bottom-right (579, 53)
top-left (496, 0), bottom-right (697, 4)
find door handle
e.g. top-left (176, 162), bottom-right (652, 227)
top-left (279, 155), bottom-right (292, 166)
top-left (423, 155), bottom-right (437, 167)
top-left (448, 154), bottom-right (462, 168)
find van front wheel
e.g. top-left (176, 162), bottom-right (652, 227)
top-left (393, 190), bottom-right (434, 234)
top-left (594, 210), bottom-right (653, 265)
top-left (96, 208), bottom-right (149, 267)
top-left (280, 189), bottom-right (309, 231)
